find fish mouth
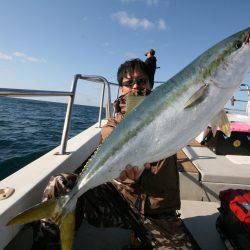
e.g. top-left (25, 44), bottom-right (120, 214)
top-left (245, 33), bottom-right (250, 45)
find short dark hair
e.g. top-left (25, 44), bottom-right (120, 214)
top-left (117, 58), bottom-right (150, 86)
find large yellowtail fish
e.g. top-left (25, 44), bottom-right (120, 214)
top-left (7, 28), bottom-right (250, 249)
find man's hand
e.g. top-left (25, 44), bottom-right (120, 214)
top-left (118, 163), bottom-right (151, 181)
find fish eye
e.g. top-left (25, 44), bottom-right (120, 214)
top-left (234, 40), bottom-right (242, 49)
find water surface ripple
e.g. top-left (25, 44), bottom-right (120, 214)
top-left (0, 97), bottom-right (103, 180)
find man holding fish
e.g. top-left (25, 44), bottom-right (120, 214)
top-left (31, 59), bottom-right (195, 249)
top-left (9, 28), bottom-right (250, 250)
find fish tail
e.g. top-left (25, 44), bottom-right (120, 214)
top-left (7, 197), bottom-right (76, 250)
top-left (60, 211), bottom-right (75, 250)
top-left (7, 198), bottom-right (58, 225)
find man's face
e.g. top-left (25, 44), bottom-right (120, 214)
top-left (146, 52), bottom-right (151, 58)
top-left (121, 70), bottom-right (150, 96)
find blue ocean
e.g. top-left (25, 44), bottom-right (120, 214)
top-left (0, 97), bottom-right (103, 180)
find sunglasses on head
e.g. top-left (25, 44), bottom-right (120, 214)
top-left (122, 76), bottom-right (149, 87)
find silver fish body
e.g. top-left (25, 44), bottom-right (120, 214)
top-left (7, 28), bottom-right (250, 250)
top-left (74, 28), bottom-right (250, 198)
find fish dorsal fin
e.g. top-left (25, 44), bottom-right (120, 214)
top-left (184, 84), bottom-right (209, 109)
top-left (126, 94), bottom-right (145, 114)
top-left (210, 110), bottom-right (231, 137)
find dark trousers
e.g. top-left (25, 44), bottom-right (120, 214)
top-left (32, 174), bottom-right (198, 249)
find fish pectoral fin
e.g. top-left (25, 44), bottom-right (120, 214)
top-left (60, 211), bottom-right (76, 250)
top-left (7, 199), bottom-right (57, 226)
top-left (218, 110), bottom-right (231, 137)
top-left (210, 110), bottom-right (231, 137)
top-left (184, 84), bottom-right (209, 109)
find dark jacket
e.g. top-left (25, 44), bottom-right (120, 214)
top-left (101, 94), bottom-right (180, 216)
top-left (145, 56), bottom-right (157, 89)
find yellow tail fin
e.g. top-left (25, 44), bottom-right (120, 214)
top-left (7, 198), bottom-right (76, 250)
top-left (7, 199), bottom-right (57, 226)
top-left (60, 212), bottom-right (75, 250)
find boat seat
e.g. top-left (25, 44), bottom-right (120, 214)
top-left (183, 145), bottom-right (250, 185)
top-left (182, 143), bottom-right (250, 201)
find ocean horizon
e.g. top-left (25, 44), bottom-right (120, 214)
top-left (0, 96), bottom-right (104, 180)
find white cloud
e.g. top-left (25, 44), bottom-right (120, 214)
top-left (26, 57), bottom-right (40, 63)
top-left (13, 51), bottom-right (26, 58)
top-left (111, 11), bottom-right (167, 32)
top-left (0, 52), bottom-right (12, 61)
top-left (111, 11), bottom-right (154, 30)
top-left (13, 51), bottom-right (45, 63)
top-left (121, 0), bottom-right (166, 5)
top-left (158, 19), bottom-right (167, 30)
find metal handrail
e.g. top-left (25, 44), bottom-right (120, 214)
top-left (225, 108), bottom-right (246, 112)
top-left (230, 83), bottom-right (249, 106)
top-left (0, 88), bottom-right (73, 96)
top-left (154, 81), bottom-right (165, 84)
top-left (240, 83), bottom-right (250, 94)
top-left (0, 74), bottom-right (119, 155)
top-left (78, 75), bottom-right (118, 127)
top-left (3, 77), bottom-right (244, 155)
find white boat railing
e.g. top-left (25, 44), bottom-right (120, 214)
top-left (1, 79), bottom-right (247, 154)
top-left (0, 74), bottom-right (119, 155)
top-left (227, 83), bottom-right (250, 113)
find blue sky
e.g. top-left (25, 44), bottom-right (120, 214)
top-left (0, 0), bottom-right (249, 109)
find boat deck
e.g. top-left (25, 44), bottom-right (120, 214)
top-left (74, 200), bottom-right (225, 250)
top-left (183, 141), bottom-right (250, 201)
top-left (181, 200), bottom-right (226, 250)
top-left (3, 137), bottom-right (250, 249)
